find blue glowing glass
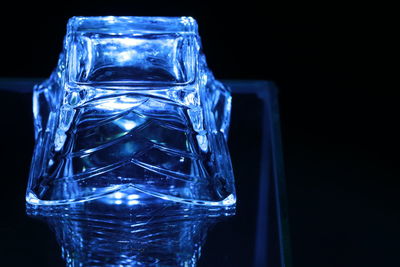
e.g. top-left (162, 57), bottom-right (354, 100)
top-left (27, 16), bottom-right (236, 211)
top-left (42, 189), bottom-right (220, 266)
top-left (47, 213), bottom-right (215, 266)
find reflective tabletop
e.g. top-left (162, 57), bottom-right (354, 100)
top-left (0, 79), bottom-right (289, 267)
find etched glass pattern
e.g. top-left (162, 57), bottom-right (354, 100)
top-left (26, 16), bottom-right (236, 210)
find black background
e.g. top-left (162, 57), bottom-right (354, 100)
top-left (0, 1), bottom-right (397, 266)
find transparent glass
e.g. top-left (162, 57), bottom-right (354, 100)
top-left (26, 16), bottom-right (236, 212)
top-left (43, 190), bottom-right (221, 267)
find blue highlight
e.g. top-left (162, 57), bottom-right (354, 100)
top-left (26, 16), bottom-right (236, 266)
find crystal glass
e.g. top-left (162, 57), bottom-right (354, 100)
top-left (44, 189), bottom-right (220, 266)
top-left (26, 16), bottom-right (236, 212)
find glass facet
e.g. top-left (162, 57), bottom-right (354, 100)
top-left (45, 193), bottom-right (218, 266)
top-left (26, 16), bottom-right (236, 212)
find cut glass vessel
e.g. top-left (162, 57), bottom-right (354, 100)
top-left (26, 16), bottom-right (236, 211)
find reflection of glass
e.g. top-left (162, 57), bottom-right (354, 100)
top-left (48, 217), bottom-right (212, 266)
top-left (26, 16), bottom-right (236, 266)
top-left (35, 188), bottom-right (229, 266)
top-left (26, 16), bottom-right (235, 209)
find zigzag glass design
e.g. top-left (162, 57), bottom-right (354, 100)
top-left (26, 16), bottom-right (236, 211)
top-left (44, 194), bottom-right (219, 266)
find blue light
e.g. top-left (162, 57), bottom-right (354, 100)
top-left (27, 16), bottom-right (236, 209)
top-left (26, 16), bottom-right (237, 267)
top-left (127, 194), bottom-right (140, 200)
top-left (127, 200), bottom-right (140, 205)
top-left (113, 192), bottom-right (124, 199)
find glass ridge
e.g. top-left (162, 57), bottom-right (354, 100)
top-left (69, 16), bottom-right (199, 34)
top-left (26, 16), bottom-right (236, 212)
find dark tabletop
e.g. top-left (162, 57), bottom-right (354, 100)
top-left (0, 3), bottom-right (397, 267)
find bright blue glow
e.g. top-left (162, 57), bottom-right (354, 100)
top-left (27, 16), bottom-right (236, 210)
top-left (127, 194), bottom-right (140, 200)
top-left (114, 119), bottom-right (138, 131)
top-left (127, 200), bottom-right (140, 205)
top-left (102, 191), bottom-right (142, 206)
top-left (113, 192), bottom-right (125, 199)
top-left (42, 192), bottom-right (224, 266)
